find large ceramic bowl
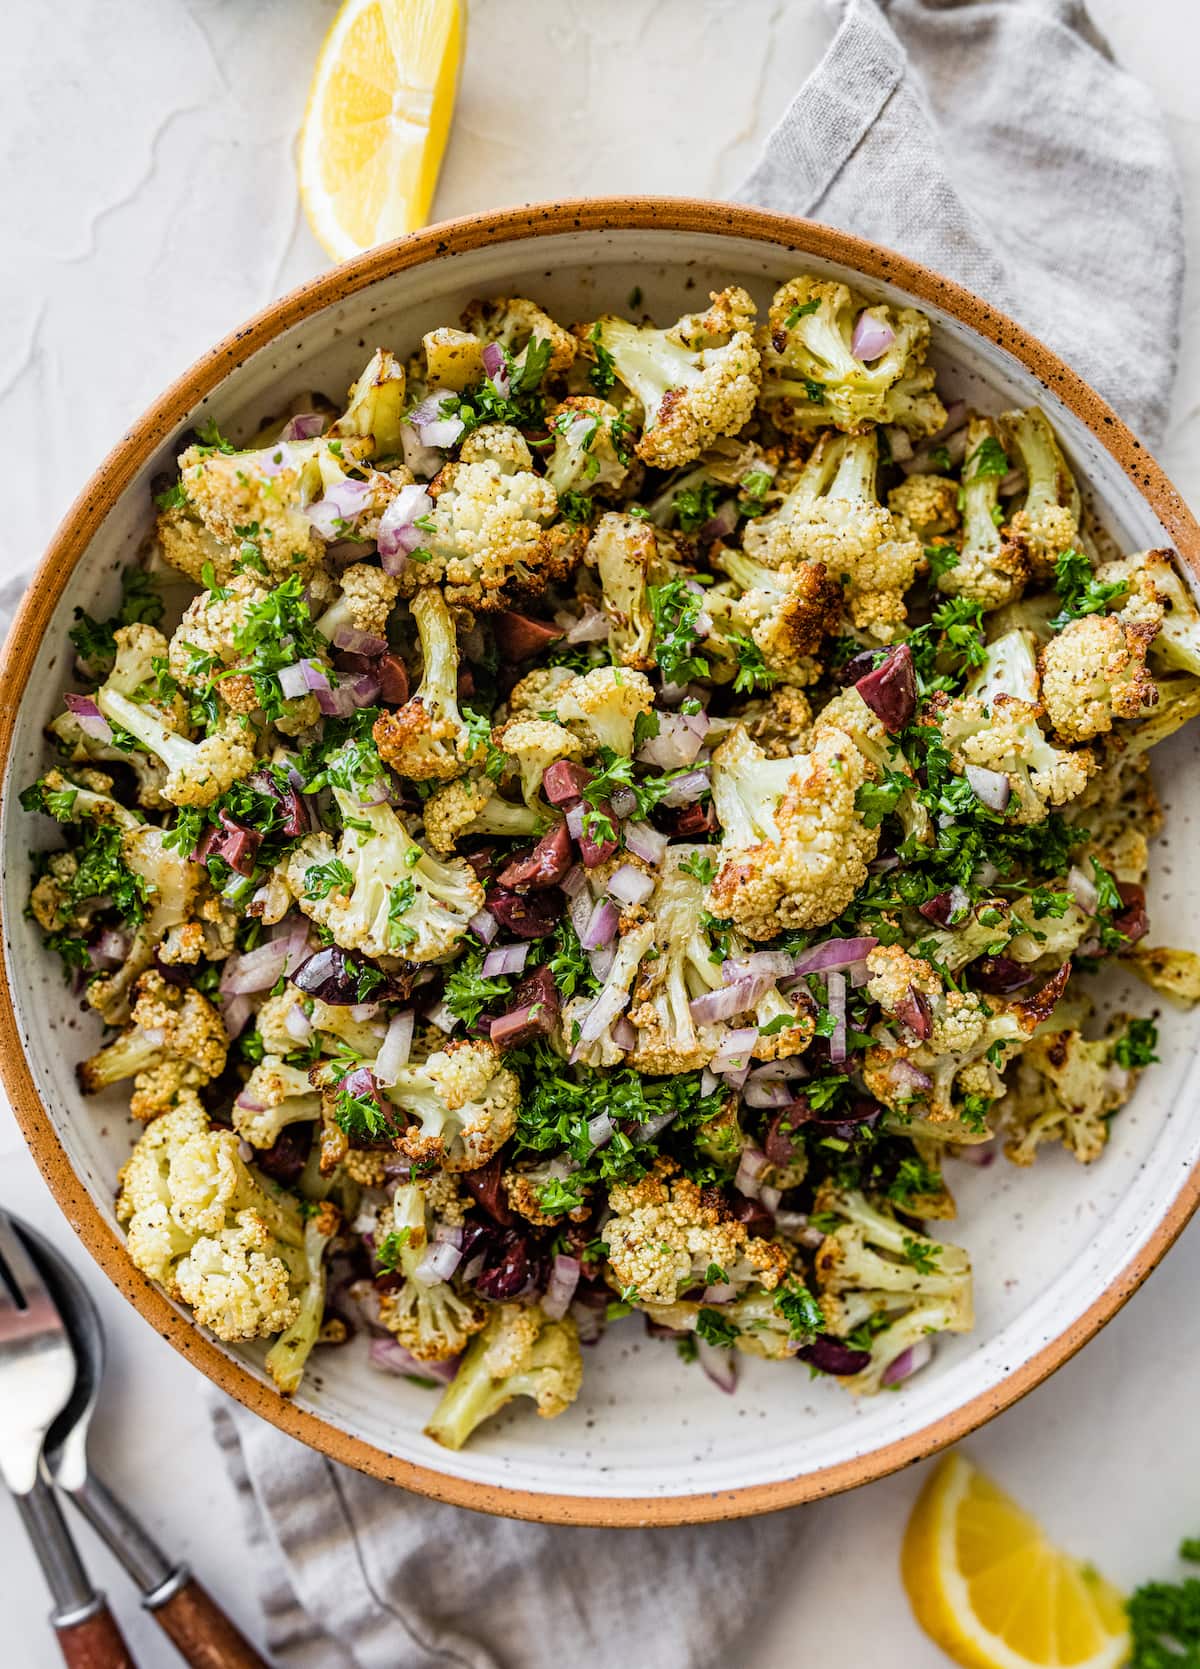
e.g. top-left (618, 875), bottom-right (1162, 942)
top-left (3, 200), bottom-right (1199, 1527)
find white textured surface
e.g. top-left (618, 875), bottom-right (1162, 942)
top-left (1, 1), bottom-right (1198, 1663)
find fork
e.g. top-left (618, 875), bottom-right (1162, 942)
top-left (0, 1208), bottom-right (136, 1667)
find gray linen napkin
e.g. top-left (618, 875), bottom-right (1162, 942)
top-left (51, 1), bottom-right (1176, 1664)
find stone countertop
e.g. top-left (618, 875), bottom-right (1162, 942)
top-left (2, 2), bottom-right (1198, 1662)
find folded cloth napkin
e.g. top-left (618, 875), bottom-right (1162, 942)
top-left (197, 3), bottom-right (1177, 1664)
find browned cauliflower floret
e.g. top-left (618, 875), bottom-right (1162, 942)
top-left (1001, 1019), bottom-right (1144, 1165)
top-left (742, 431), bottom-right (922, 639)
top-left (737, 685), bottom-right (814, 757)
top-left (1002, 406), bottom-right (1081, 580)
top-left (706, 723), bottom-right (879, 939)
top-left (409, 424), bottom-right (584, 611)
top-left (708, 547), bottom-right (842, 668)
top-left (421, 775), bottom-right (541, 854)
top-left (372, 588), bottom-right (472, 781)
top-left (504, 663), bottom-right (577, 722)
top-left (554, 665), bottom-right (655, 757)
top-left (77, 969), bottom-right (228, 1120)
top-left (1039, 611), bottom-right (1159, 743)
top-left (603, 1158), bottom-right (788, 1306)
top-left (314, 562), bottom-right (401, 645)
top-left (759, 275), bottom-right (943, 435)
top-left (1122, 944), bottom-right (1200, 1008)
top-left (424, 1302), bottom-right (583, 1449)
top-left (936, 693), bottom-right (1094, 821)
top-left (380, 1039), bottom-right (520, 1172)
top-left (461, 295), bottom-right (578, 377)
top-left (585, 288), bottom-right (761, 470)
top-left (935, 418), bottom-right (1030, 610)
top-left (545, 396), bottom-right (634, 504)
top-left (375, 1177), bottom-right (487, 1363)
top-left (887, 472), bottom-right (961, 540)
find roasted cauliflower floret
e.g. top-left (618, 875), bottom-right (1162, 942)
top-left (737, 685), bottom-right (814, 757)
top-left (424, 1301), bottom-right (583, 1450)
top-left (1039, 611), bottom-right (1158, 743)
top-left (742, 431), bottom-right (922, 639)
top-left (888, 472), bottom-right (960, 540)
top-left (94, 680), bottom-right (256, 809)
top-left (461, 294), bottom-right (578, 377)
top-left (1001, 1019), bottom-right (1145, 1165)
top-left (710, 547), bottom-right (842, 668)
top-left (936, 418), bottom-right (1029, 610)
top-left (286, 784), bottom-right (483, 963)
top-left (554, 665), bottom-right (655, 758)
top-left (812, 1185), bottom-right (973, 1394)
top-left (586, 288), bottom-right (761, 469)
top-left (372, 588), bottom-right (472, 781)
top-left (493, 716), bottom-right (583, 807)
top-left (1093, 547), bottom-right (1200, 679)
top-left (544, 396), bottom-right (633, 503)
top-left (375, 1177), bottom-right (487, 1363)
top-left (314, 562), bottom-right (400, 645)
top-left (1002, 406), bottom-right (1081, 580)
top-left (381, 1039), bottom-right (520, 1171)
top-left (421, 775), bottom-right (541, 854)
top-left (1122, 944), bottom-right (1200, 1008)
top-left (937, 693), bottom-right (1094, 821)
top-left (706, 723), bottom-right (879, 939)
top-left (586, 510), bottom-right (682, 670)
top-left (410, 424), bottom-right (583, 610)
top-left (232, 1057), bottom-right (322, 1149)
top-left (759, 275), bottom-right (943, 435)
top-left (603, 1158), bottom-right (788, 1307)
top-left (78, 969), bottom-right (228, 1120)
top-left (115, 1095), bottom-right (333, 1388)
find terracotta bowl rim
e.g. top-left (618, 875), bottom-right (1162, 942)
top-left (3, 195), bottom-right (1197, 1527)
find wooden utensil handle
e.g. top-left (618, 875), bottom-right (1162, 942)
top-left (53, 1597), bottom-right (136, 1669)
top-left (149, 1574), bottom-right (269, 1669)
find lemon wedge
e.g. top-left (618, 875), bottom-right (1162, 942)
top-left (901, 1453), bottom-right (1129, 1669)
top-left (298, 0), bottom-right (463, 262)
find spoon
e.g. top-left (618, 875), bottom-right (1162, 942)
top-left (17, 1219), bottom-right (269, 1669)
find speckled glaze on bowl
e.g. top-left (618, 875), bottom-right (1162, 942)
top-left (3, 200), bottom-right (1199, 1527)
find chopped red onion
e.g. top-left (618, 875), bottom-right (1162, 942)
top-left (636, 712), bottom-right (709, 769)
top-left (851, 309), bottom-right (896, 361)
top-left (700, 1068), bottom-right (719, 1096)
top-left (883, 424), bottom-right (914, 462)
top-left (331, 625), bottom-right (388, 657)
top-left (400, 424), bottom-right (443, 480)
top-left (747, 1058), bottom-right (809, 1084)
top-left (481, 341), bottom-right (510, 396)
top-left (279, 412), bottom-right (326, 442)
top-left (722, 951), bottom-right (793, 983)
top-left (775, 1210), bottom-right (825, 1248)
top-left (607, 863), bottom-right (655, 908)
top-left (956, 1137), bottom-right (998, 1167)
top-left (790, 937), bottom-right (879, 977)
top-left (612, 1016), bottom-right (637, 1052)
top-left (966, 764), bottom-right (1011, 812)
top-left (698, 499), bottom-right (739, 544)
top-left (689, 975), bottom-right (772, 1026)
top-left (881, 1336), bottom-right (934, 1387)
top-left (424, 998), bottom-right (458, 1034)
top-left (368, 1336), bottom-right (458, 1383)
top-left (760, 1184), bottom-right (782, 1214)
top-left (306, 477), bottom-right (376, 539)
top-left (609, 786), bottom-right (638, 820)
top-left (587, 1112), bottom-right (615, 1148)
top-left (276, 662), bottom-right (313, 700)
top-left (580, 898), bottom-right (619, 951)
top-left (742, 1079), bottom-right (795, 1109)
top-left (541, 1254), bottom-right (582, 1321)
top-left (414, 1240), bottom-right (462, 1284)
top-left (482, 943), bottom-right (530, 978)
top-left (657, 768), bottom-right (710, 807)
top-left (888, 1058), bottom-right (934, 1096)
top-left (64, 692), bottom-right (114, 744)
top-left (826, 970), bottom-right (848, 1064)
top-left (560, 863), bottom-right (588, 899)
top-left (374, 1011), bottom-right (415, 1085)
top-left (696, 1337), bottom-right (738, 1394)
top-left (94, 927), bottom-right (130, 965)
top-left (623, 821), bottom-right (669, 866)
top-left (315, 682), bottom-right (360, 719)
top-left (256, 442), bottom-right (294, 478)
top-left (377, 483), bottom-right (435, 566)
top-left (1066, 864), bottom-right (1098, 916)
top-left (219, 993), bottom-right (253, 1038)
top-left (284, 1003), bottom-right (313, 1044)
top-left (709, 1027), bottom-right (757, 1072)
top-left (586, 944), bottom-right (616, 983)
top-left (735, 1145), bottom-right (769, 1199)
top-left (468, 908), bottom-right (498, 944)
top-left (555, 603), bottom-right (609, 645)
top-left (564, 803), bottom-right (585, 841)
top-left (220, 937), bottom-right (292, 995)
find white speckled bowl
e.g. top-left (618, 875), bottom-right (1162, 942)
top-left (3, 201), bottom-right (1199, 1526)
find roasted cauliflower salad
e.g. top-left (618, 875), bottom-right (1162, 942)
top-left (23, 278), bottom-right (1200, 1448)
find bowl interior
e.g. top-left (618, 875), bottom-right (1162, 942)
top-left (6, 214), bottom-right (1200, 1515)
